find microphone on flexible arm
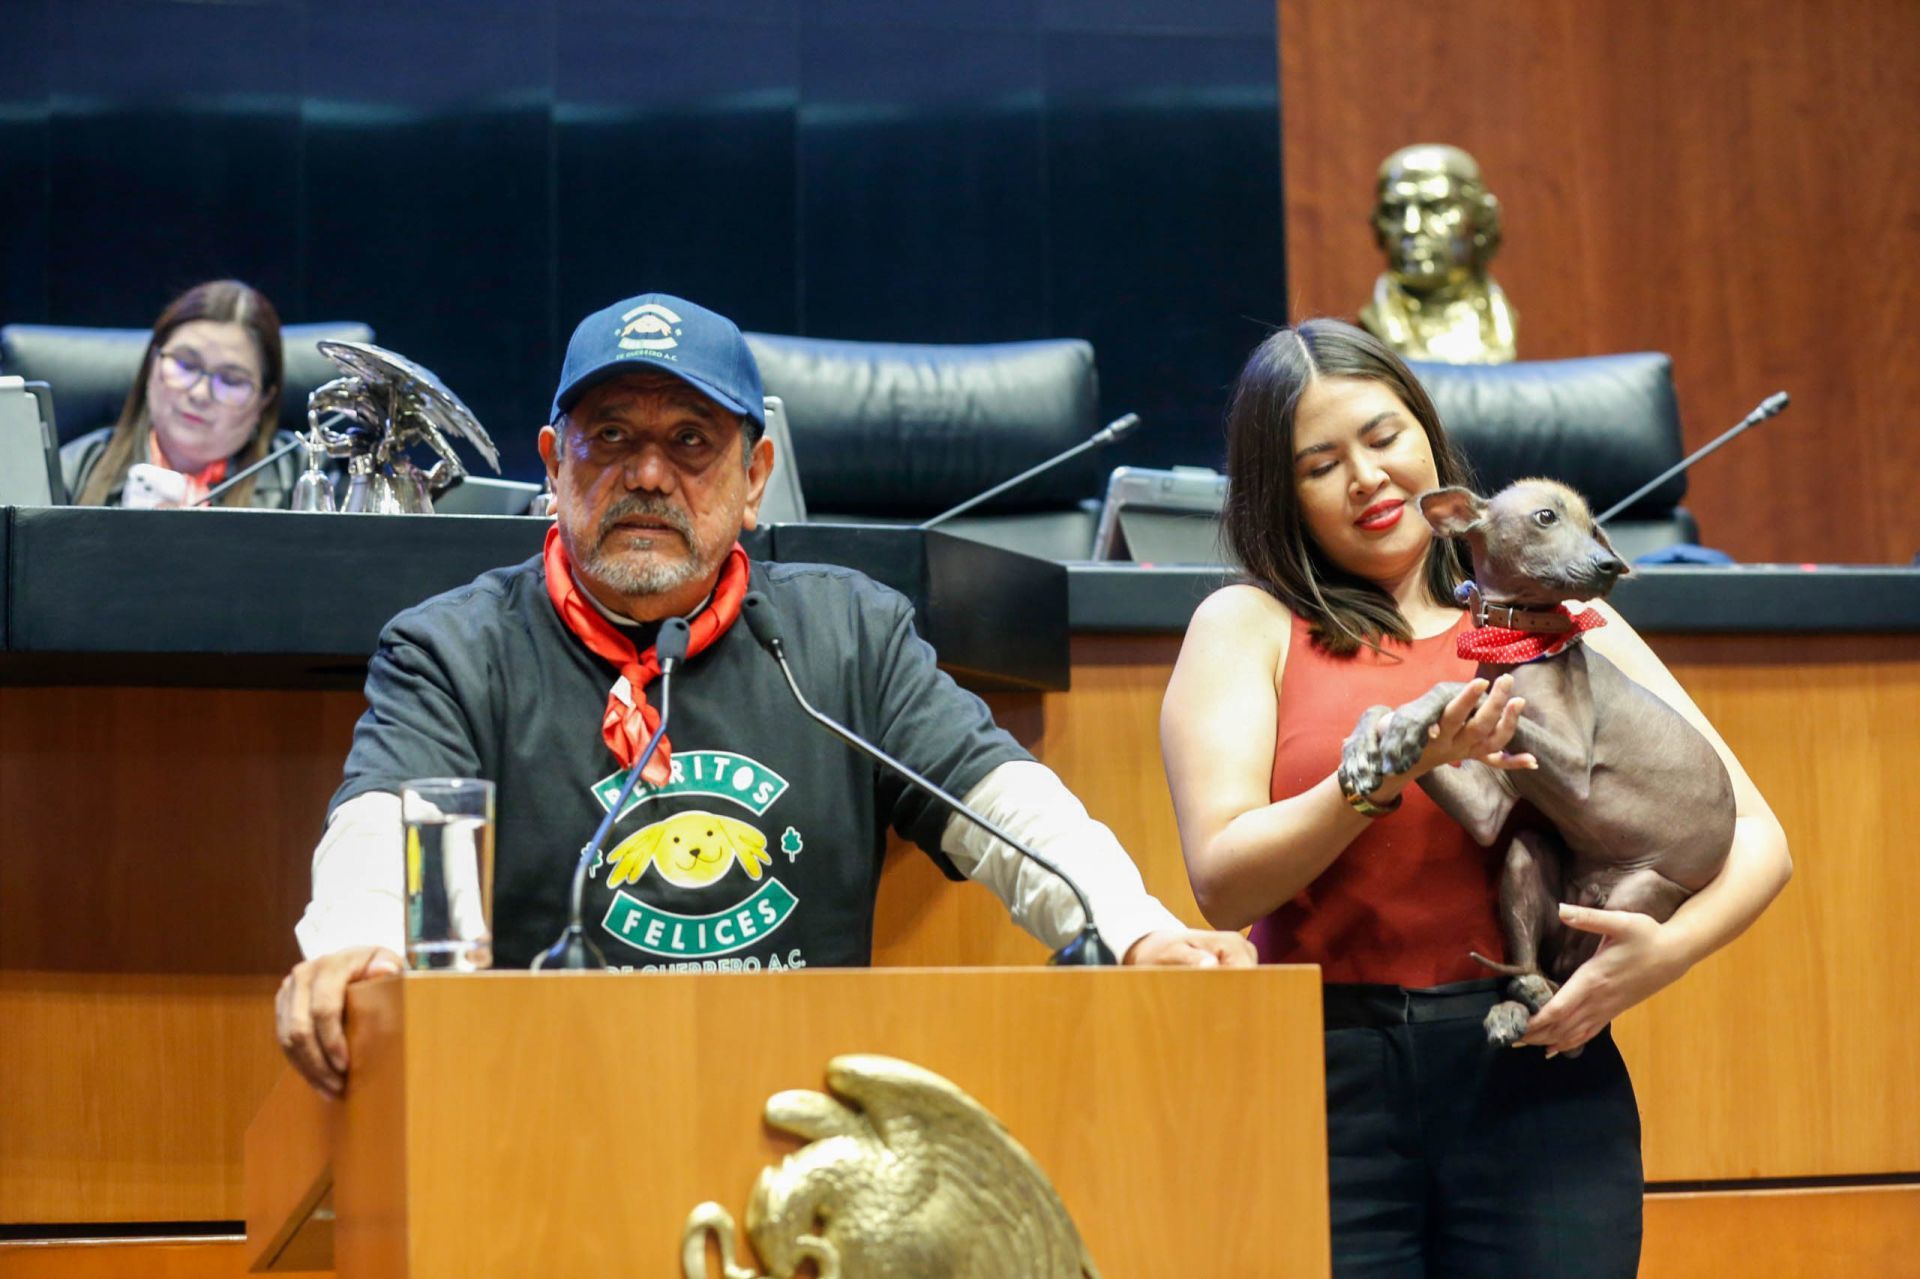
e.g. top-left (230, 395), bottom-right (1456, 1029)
top-left (534, 617), bottom-right (691, 971)
top-left (1595, 392), bottom-right (1790, 526)
top-left (916, 412), bottom-right (1141, 531)
top-left (739, 591), bottom-right (1116, 966)
top-left (190, 411), bottom-right (352, 507)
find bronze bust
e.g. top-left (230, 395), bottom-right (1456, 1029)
top-left (1359, 144), bottom-right (1518, 364)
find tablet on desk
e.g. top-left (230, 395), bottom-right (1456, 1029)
top-left (0, 376), bottom-right (67, 505)
top-left (431, 475), bottom-right (543, 516)
top-left (1091, 465), bottom-right (1228, 564)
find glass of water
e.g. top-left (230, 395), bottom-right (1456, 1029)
top-left (400, 778), bottom-right (496, 971)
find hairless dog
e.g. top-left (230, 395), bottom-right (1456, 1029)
top-left (1338, 479), bottom-right (1736, 1046)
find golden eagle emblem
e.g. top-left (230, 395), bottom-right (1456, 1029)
top-left (682, 1054), bottom-right (1099, 1279)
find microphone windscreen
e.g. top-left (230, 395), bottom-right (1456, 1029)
top-left (741, 591), bottom-right (784, 652)
top-left (657, 616), bottom-right (691, 665)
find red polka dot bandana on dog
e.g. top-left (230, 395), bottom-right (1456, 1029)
top-left (1456, 601), bottom-right (1608, 665)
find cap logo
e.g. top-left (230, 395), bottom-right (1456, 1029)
top-left (616, 302), bottom-right (684, 352)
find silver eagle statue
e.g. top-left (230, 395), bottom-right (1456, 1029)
top-left (300, 339), bottom-right (500, 514)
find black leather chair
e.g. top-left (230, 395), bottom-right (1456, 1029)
top-left (743, 332), bottom-right (1103, 562)
top-left (1410, 352), bottom-right (1697, 561)
top-left (0, 320), bottom-right (375, 444)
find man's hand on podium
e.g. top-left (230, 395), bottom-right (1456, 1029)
top-left (1123, 927), bottom-right (1257, 968)
top-left (275, 945), bottom-right (403, 1098)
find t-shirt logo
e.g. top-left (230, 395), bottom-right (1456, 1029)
top-left (592, 750), bottom-right (787, 820)
top-left (591, 750), bottom-right (801, 959)
top-left (615, 302), bottom-right (683, 352)
top-left (603, 810), bottom-right (771, 889)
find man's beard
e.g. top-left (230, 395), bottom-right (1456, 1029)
top-left (579, 496), bottom-right (710, 596)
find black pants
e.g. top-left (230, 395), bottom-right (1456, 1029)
top-left (1322, 978), bottom-right (1644, 1279)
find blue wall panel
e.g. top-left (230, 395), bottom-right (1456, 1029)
top-left (44, 0), bottom-right (306, 322)
top-left (1044, 28), bottom-right (1286, 471)
top-left (555, 4), bottom-right (801, 344)
top-left (0, 0), bottom-right (1281, 483)
top-left (0, 0), bottom-right (53, 326)
top-left (798, 20), bottom-right (1049, 343)
top-left (302, 1), bottom-right (556, 444)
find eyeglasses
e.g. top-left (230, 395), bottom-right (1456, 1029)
top-left (156, 349), bottom-right (261, 406)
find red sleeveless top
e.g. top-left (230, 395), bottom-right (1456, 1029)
top-left (1250, 611), bottom-right (1506, 987)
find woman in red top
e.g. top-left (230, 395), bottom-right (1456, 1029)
top-left (1161, 320), bottom-right (1791, 1278)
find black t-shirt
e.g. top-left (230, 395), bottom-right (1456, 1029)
top-left (330, 555), bottom-right (1030, 970)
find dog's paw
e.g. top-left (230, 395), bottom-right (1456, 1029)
top-left (1484, 1001), bottom-right (1531, 1047)
top-left (1377, 705), bottom-right (1437, 776)
top-left (1338, 705), bottom-right (1392, 801)
top-left (1508, 973), bottom-right (1556, 1014)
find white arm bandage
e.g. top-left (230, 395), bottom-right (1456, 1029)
top-left (939, 759), bottom-right (1184, 960)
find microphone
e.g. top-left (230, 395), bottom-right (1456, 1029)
top-left (740, 591), bottom-right (1116, 966)
top-left (189, 435), bottom-right (305, 507)
top-left (1595, 392), bottom-right (1790, 526)
top-left (534, 617), bottom-right (691, 971)
top-left (917, 412), bottom-right (1142, 531)
top-left (191, 411), bottom-right (351, 508)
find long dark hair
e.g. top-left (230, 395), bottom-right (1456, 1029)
top-left (1222, 318), bottom-right (1475, 656)
top-left (76, 279), bottom-right (284, 508)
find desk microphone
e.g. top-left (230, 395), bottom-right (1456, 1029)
top-left (535, 617), bottom-right (690, 971)
top-left (740, 591), bottom-right (1115, 965)
top-left (1596, 392), bottom-right (1789, 526)
top-left (190, 436), bottom-right (306, 507)
top-left (917, 412), bottom-right (1141, 531)
top-left (191, 411), bottom-right (351, 508)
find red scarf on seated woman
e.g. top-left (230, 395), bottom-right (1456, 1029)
top-left (148, 431), bottom-right (228, 505)
top-left (542, 523), bottom-right (749, 785)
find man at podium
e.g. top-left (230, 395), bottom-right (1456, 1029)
top-left (277, 291), bottom-right (1253, 1095)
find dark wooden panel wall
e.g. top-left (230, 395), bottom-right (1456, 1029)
top-left (1277, 0), bottom-right (1920, 565)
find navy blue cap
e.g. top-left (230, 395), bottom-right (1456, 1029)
top-left (550, 293), bottom-right (765, 432)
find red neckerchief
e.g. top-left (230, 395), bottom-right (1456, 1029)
top-left (148, 432), bottom-right (229, 504)
top-left (542, 523), bottom-right (749, 784)
top-left (1456, 601), bottom-right (1607, 664)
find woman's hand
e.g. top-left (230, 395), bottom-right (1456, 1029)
top-left (1518, 903), bottom-right (1691, 1057)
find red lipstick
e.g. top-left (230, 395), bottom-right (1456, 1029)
top-left (1355, 499), bottom-right (1404, 531)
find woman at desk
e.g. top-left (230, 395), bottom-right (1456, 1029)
top-left (1159, 319), bottom-right (1791, 1278)
top-left (62, 278), bottom-right (294, 508)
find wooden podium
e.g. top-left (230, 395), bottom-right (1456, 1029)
top-left (244, 967), bottom-right (1328, 1278)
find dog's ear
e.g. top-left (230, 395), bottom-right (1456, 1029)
top-left (1418, 487), bottom-right (1487, 536)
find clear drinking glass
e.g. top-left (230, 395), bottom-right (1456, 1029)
top-left (400, 778), bottom-right (496, 971)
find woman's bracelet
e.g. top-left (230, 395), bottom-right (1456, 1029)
top-left (1339, 776), bottom-right (1403, 818)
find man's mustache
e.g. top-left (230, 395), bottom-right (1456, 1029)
top-left (597, 497), bottom-right (694, 543)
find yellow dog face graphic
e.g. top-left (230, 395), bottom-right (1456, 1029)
top-left (604, 810), bottom-right (772, 889)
